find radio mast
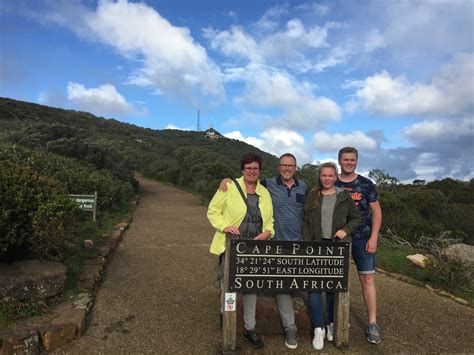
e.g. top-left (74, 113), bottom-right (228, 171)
top-left (196, 109), bottom-right (201, 131)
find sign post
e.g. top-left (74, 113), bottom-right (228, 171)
top-left (68, 191), bottom-right (97, 222)
top-left (221, 238), bottom-right (351, 351)
top-left (334, 281), bottom-right (350, 348)
top-left (222, 234), bottom-right (237, 354)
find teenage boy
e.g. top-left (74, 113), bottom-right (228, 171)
top-left (336, 147), bottom-right (382, 344)
top-left (220, 153), bottom-right (307, 350)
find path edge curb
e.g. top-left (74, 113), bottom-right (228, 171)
top-left (375, 266), bottom-right (472, 308)
top-left (0, 195), bottom-right (140, 355)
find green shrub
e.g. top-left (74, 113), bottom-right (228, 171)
top-left (0, 161), bottom-right (78, 261)
top-left (0, 145), bottom-right (134, 212)
top-left (31, 194), bottom-right (79, 260)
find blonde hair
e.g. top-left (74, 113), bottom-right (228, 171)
top-left (309, 161), bottom-right (337, 196)
top-left (318, 162), bottom-right (338, 177)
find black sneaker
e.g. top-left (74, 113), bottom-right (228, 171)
top-left (243, 329), bottom-right (264, 349)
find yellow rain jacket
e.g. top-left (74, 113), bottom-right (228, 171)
top-left (207, 176), bottom-right (274, 255)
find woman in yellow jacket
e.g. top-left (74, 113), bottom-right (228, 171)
top-left (207, 153), bottom-right (274, 349)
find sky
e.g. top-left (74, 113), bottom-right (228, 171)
top-left (1, 0), bottom-right (473, 182)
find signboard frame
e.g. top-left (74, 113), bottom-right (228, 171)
top-left (68, 191), bottom-right (97, 222)
top-left (227, 239), bottom-right (350, 293)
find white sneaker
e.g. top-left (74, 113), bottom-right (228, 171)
top-left (327, 323), bottom-right (334, 341)
top-left (312, 327), bottom-right (325, 350)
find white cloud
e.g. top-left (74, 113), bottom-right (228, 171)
top-left (260, 128), bottom-right (309, 163)
top-left (313, 46), bottom-right (352, 72)
top-left (404, 117), bottom-right (474, 142)
top-left (66, 82), bottom-right (132, 116)
top-left (38, 0), bottom-right (224, 105)
top-left (234, 67), bottom-right (340, 130)
top-left (260, 19), bottom-right (328, 66)
top-left (205, 9), bottom-right (337, 74)
top-left (222, 66), bottom-right (247, 82)
top-left (295, 3), bottom-right (330, 16)
top-left (254, 3), bottom-right (289, 32)
top-left (361, 146), bottom-right (474, 182)
top-left (313, 131), bottom-right (378, 152)
top-left (164, 124), bottom-right (192, 130)
top-left (379, 0), bottom-right (474, 59)
top-left (224, 128), bottom-right (310, 164)
top-left (353, 70), bottom-right (444, 116)
top-left (224, 131), bottom-right (265, 148)
top-left (89, 1), bottom-right (224, 102)
top-left (204, 26), bottom-right (262, 63)
top-left (364, 29), bottom-right (386, 53)
top-left (350, 53), bottom-right (474, 117)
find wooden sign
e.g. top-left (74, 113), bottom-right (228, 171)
top-left (227, 239), bottom-right (350, 292)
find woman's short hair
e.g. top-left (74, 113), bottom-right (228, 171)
top-left (241, 153), bottom-right (262, 170)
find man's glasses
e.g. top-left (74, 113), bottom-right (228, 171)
top-left (279, 164), bottom-right (296, 169)
top-left (244, 167), bottom-right (260, 171)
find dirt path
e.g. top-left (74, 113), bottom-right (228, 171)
top-left (58, 176), bottom-right (474, 354)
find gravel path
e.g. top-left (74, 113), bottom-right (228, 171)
top-left (58, 176), bottom-right (474, 354)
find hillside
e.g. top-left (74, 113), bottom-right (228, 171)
top-left (0, 97), bottom-right (279, 200)
top-left (0, 97), bottom-right (472, 302)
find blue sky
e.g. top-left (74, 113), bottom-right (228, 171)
top-left (1, 0), bottom-right (473, 181)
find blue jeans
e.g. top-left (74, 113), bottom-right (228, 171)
top-left (308, 292), bottom-right (335, 328)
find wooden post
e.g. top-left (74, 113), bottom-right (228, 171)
top-left (93, 191), bottom-right (97, 222)
top-left (222, 234), bottom-right (237, 354)
top-left (333, 242), bottom-right (351, 349)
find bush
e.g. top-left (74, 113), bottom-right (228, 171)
top-left (31, 195), bottom-right (79, 260)
top-left (0, 161), bottom-right (78, 261)
top-left (0, 145), bottom-right (134, 212)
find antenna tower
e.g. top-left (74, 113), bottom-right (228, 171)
top-left (196, 109), bottom-right (201, 131)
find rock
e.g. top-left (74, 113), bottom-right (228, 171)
top-left (50, 302), bottom-right (74, 315)
top-left (83, 256), bottom-right (107, 266)
top-left (0, 329), bottom-right (40, 355)
top-left (95, 245), bottom-right (113, 257)
top-left (51, 308), bottom-right (86, 337)
top-left (84, 240), bottom-right (94, 248)
top-left (453, 297), bottom-right (470, 306)
top-left (115, 222), bottom-right (128, 231)
top-left (0, 260), bottom-right (66, 300)
top-left (442, 244), bottom-right (474, 265)
top-left (406, 254), bottom-right (428, 268)
top-left (73, 293), bottom-right (92, 310)
top-left (80, 264), bottom-right (103, 291)
top-left (40, 325), bottom-right (74, 352)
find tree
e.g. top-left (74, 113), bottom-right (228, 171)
top-left (368, 169), bottom-right (399, 192)
top-left (297, 163), bottom-right (319, 189)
